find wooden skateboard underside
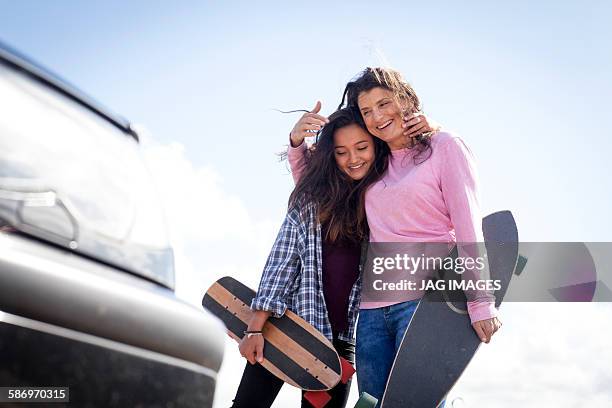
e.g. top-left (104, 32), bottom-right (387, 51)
top-left (203, 276), bottom-right (342, 391)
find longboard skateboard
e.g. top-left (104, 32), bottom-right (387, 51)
top-left (380, 211), bottom-right (520, 407)
top-left (202, 276), bottom-right (342, 391)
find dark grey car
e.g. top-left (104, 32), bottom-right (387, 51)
top-left (0, 42), bottom-right (224, 407)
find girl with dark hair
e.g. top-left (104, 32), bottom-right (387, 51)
top-left (231, 107), bottom-right (390, 408)
top-left (289, 67), bottom-right (500, 406)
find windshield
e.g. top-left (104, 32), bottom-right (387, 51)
top-left (0, 59), bottom-right (174, 288)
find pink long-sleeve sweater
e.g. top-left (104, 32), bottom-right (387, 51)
top-left (287, 132), bottom-right (496, 323)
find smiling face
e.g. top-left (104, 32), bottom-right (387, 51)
top-left (357, 86), bottom-right (411, 151)
top-left (333, 124), bottom-right (375, 181)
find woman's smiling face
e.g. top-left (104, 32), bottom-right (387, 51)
top-left (357, 86), bottom-right (409, 150)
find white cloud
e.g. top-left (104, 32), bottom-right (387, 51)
top-left (446, 303), bottom-right (612, 407)
top-left (143, 141), bottom-right (253, 243)
top-left (142, 140), bottom-right (283, 300)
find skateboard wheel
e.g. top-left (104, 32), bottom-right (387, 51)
top-left (515, 254), bottom-right (528, 275)
top-left (354, 392), bottom-right (377, 408)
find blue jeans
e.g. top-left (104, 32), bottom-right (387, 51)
top-left (356, 300), bottom-right (446, 408)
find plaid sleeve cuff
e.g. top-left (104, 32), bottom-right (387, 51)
top-left (251, 296), bottom-right (288, 318)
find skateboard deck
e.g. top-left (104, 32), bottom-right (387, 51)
top-left (202, 276), bottom-right (342, 391)
top-left (380, 211), bottom-right (520, 408)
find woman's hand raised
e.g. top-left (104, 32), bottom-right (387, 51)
top-left (289, 101), bottom-right (329, 147)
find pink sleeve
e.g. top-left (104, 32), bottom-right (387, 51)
top-left (441, 137), bottom-right (497, 323)
top-left (439, 137), bottom-right (483, 243)
top-left (287, 140), bottom-right (308, 184)
top-left (467, 300), bottom-right (497, 323)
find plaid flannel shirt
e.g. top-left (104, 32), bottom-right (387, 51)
top-left (250, 200), bottom-right (363, 343)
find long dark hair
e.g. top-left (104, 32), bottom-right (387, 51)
top-left (289, 107), bottom-right (389, 243)
top-left (338, 67), bottom-right (432, 163)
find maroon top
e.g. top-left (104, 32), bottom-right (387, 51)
top-left (321, 223), bottom-right (361, 337)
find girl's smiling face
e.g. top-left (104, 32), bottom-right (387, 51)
top-left (333, 124), bottom-right (375, 181)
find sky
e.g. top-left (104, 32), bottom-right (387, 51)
top-left (2, 1), bottom-right (612, 407)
